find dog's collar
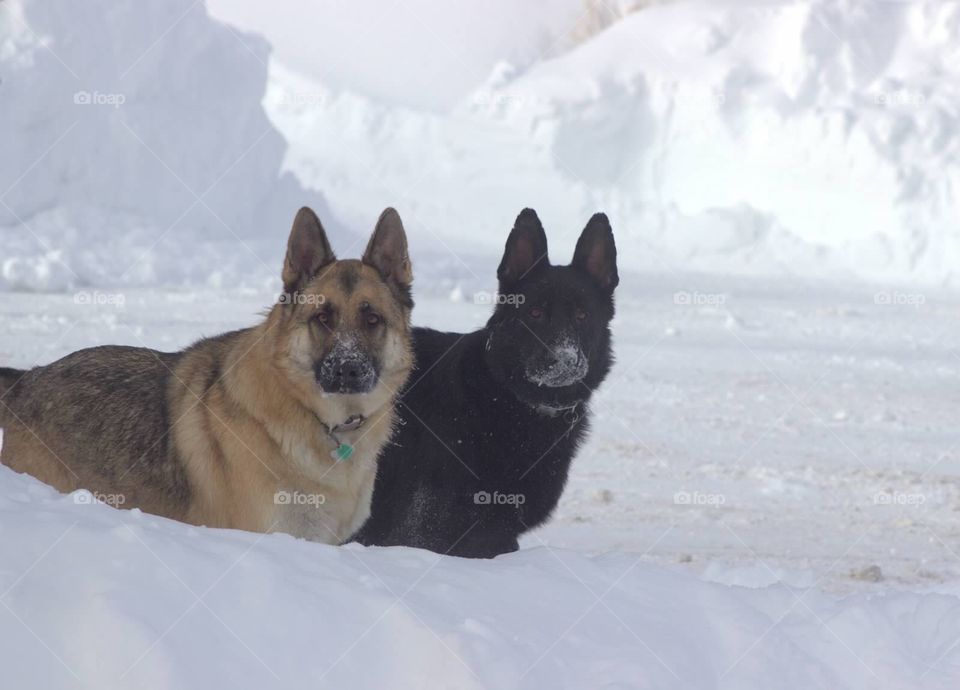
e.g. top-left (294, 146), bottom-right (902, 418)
top-left (318, 414), bottom-right (366, 462)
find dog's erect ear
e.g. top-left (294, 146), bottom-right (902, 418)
top-left (572, 212), bottom-right (618, 291)
top-left (498, 208), bottom-right (549, 285)
top-left (363, 207), bottom-right (412, 290)
top-left (283, 207), bottom-right (336, 292)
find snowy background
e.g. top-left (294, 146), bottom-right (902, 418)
top-left (2, 0), bottom-right (960, 687)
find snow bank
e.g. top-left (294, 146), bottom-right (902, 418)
top-left (0, 0), bottom-right (339, 292)
top-left (8, 0), bottom-right (958, 291)
top-left (264, 0), bottom-right (960, 287)
top-left (0, 466), bottom-right (957, 689)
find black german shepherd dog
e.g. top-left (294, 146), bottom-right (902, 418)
top-left (351, 208), bottom-right (618, 558)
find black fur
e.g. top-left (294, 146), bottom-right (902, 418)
top-left (0, 367), bottom-right (25, 397)
top-left (352, 209), bottom-right (617, 558)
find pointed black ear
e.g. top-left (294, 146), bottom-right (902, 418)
top-left (497, 208), bottom-right (549, 285)
top-left (572, 213), bottom-right (618, 291)
top-left (283, 207), bottom-right (336, 292)
top-left (363, 207), bottom-right (412, 291)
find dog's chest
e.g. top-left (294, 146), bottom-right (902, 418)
top-left (271, 436), bottom-right (377, 543)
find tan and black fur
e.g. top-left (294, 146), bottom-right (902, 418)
top-left (0, 207), bottom-right (414, 543)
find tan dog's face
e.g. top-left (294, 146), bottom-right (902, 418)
top-left (274, 207), bottom-right (414, 404)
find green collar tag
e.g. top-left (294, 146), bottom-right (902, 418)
top-left (318, 414), bottom-right (365, 464)
top-left (332, 443), bottom-right (354, 462)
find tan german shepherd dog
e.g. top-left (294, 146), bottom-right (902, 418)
top-left (0, 207), bottom-right (415, 543)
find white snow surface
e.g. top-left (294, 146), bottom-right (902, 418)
top-left (1, 275), bottom-right (959, 688)
top-left (2, 466), bottom-right (958, 690)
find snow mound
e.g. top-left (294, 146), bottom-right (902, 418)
top-left (0, 0), bottom-right (340, 292)
top-left (267, 0), bottom-right (960, 286)
top-left (1, 466), bottom-right (958, 689)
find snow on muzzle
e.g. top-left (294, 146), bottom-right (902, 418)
top-left (316, 335), bottom-right (378, 394)
top-left (525, 335), bottom-right (589, 388)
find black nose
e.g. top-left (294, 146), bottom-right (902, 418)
top-left (317, 357), bottom-right (377, 394)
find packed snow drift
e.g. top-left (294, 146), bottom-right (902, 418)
top-left (2, 441), bottom-right (959, 690)
top-left (0, 0), bottom-right (338, 292)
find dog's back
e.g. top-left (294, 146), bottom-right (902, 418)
top-left (0, 367), bottom-right (24, 399)
top-left (0, 346), bottom-right (192, 516)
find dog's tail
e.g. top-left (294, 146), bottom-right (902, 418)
top-left (0, 367), bottom-right (25, 401)
top-left (0, 367), bottom-right (22, 458)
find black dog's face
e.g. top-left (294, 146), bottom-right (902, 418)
top-left (485, 209), bottom-right (618, 411)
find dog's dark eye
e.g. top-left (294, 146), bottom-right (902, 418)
top-left (529, 307), bottom-right (543, 319)
top-left (575, 308), bottom-right (588, 321)
top-left (315, 309), bottom-right (332, 327)
top-left (366, 312), bottom-right (382, 327)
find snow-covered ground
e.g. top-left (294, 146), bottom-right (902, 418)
top-left (3, 466), bottom-right (959, 690)
top-left (5, 0), bottom-right (960, 686)
top-left (1, 274), bottom-right (959, 687)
